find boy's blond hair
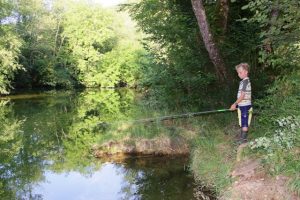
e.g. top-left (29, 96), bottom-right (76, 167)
top-left (235, 63), bottom-right (250, 72)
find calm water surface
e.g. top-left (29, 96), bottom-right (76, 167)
top-left (28, 157), bottom-right (195, 200)
top-left (0, 90), bottom-right (211, 200)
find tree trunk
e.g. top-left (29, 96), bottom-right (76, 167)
top-left (217, 0), bottom-right (229, 35)
top-left (191, 0), bottom-right (227, 81)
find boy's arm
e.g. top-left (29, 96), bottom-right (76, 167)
top-left (230, 92), bottom-right (246, 110)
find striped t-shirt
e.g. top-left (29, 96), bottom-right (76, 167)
top-left (237, 77), bottom-right (251, 106)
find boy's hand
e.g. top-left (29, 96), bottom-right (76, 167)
top-left (230, 103), bottom-right (237, 111)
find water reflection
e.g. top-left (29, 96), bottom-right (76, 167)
top-left (0, 89), bottom-right (210, 199)
top-left (32, 164), bottom-right (124, 200)
top-left (118, 157), bottom-right (195, 200)
top-left (30, 157), bottom-right (195, 200)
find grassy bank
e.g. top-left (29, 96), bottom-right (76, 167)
top-left (189, 113), bottom-right (237, 195)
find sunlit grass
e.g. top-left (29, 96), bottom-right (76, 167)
top-left (189, 116), bottom-right (236, 195)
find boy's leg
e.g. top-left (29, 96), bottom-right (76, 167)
top-left (237, 108), bottom-right (243, 143)
top-left (238, 105), bottom-right (252, 143)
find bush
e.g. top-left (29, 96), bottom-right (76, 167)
top-left (250, 70), bottom-right (300, 194)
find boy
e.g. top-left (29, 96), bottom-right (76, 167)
top-left (230, 63), bottom-right (253, 144)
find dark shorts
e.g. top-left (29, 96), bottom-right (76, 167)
top-left (237, 105), bottom-right (253, 128)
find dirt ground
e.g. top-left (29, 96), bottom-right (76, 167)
top-left (221, 144), bottom-right (300, 200)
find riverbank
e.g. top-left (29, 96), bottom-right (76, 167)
top-left (91, 113), bottom-right (233, 198)
top-left (92, 112), bottom-right (300, 199)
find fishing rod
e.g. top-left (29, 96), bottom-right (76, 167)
top-left (131, 108), bottom-right (232, 123)
top-left (99, 109), bottom-right (232, 125)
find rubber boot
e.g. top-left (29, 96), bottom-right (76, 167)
top-left (241, 131), bottom-right (248, 143)
top-left (237, 130), bottom-right (243, 145)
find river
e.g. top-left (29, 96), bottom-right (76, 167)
top-left (0, 89), bottom-right (214, 200)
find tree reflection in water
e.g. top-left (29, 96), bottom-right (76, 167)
top-left (0, 89), bottom-right (137, 199)
top-left (117, 156), bottom-right (196, 200)
top-left (0, 90), bottom-right (213, 200)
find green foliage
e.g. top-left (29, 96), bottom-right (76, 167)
top-left (124, 0), bottom-right (267, 107)
top-left (61, 3), bottom-right (117, 87)
top-left (0, 0), bottom-right (13, 19)
top-left (125, 0), bottom-right (220, 106)
top-left (242, 0), bottom-right (300, 72)
top-left (0, 0), bottom-right (23, 94)
top-left (253, 71), bottom-right (300, 130)
top-left (249, 115), bottom-right (300, 194)
top-left (99, 43), bottom-right (145, 87)
top-left (250, 116), bottom-right (299, 154)
top-left (12, 0), bottom-right (76, 88)
top-left (249, 69), bottom-right (300, 193)
top-left (51, 1), bottom-right (145, 88)
top-left (0, 27), bottom-right (22, 94)
top-left (0, 0), bottom-right (146, 92)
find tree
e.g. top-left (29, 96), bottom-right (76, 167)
top-left (0, 0), bottom-right (23, 94)
top-left (13, 0), bottom-right (74, 88)
top-left (61, 2), bottom-right (144, 88)
top-left (217, 0), bottom-right (229, 35)
top-left (125, 0), bottom-right (220, 105)
top-left (243, 0), bottom-right (300, 72)
top-left (9, 0), bottom-right (144, 89)
top-left (191, 0), bottom-right (227, 81)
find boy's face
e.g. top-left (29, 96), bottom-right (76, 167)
top-left (236, 67), bottom-right (248, 79)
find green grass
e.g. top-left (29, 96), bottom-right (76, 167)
top-left (188, 114), bottom-right (237, 195)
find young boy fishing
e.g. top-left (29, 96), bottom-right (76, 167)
top-left (230, 63), bottom-right (253, 144)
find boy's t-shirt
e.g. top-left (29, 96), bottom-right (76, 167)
top-left (237, 77), bottom-right (251, 106)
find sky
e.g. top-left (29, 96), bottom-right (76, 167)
top-left (91, 0), bottom-right (126, 7)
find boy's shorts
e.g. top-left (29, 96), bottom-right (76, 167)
top-left (237, 105), bottom-right (253, 128)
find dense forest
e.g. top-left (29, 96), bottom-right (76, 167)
top-left (1, 0), bottom-right (300, 198)
top-left (0, 0), bottom-right (147, 93)
top-left (1, 0), bottom-right (299, 105)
